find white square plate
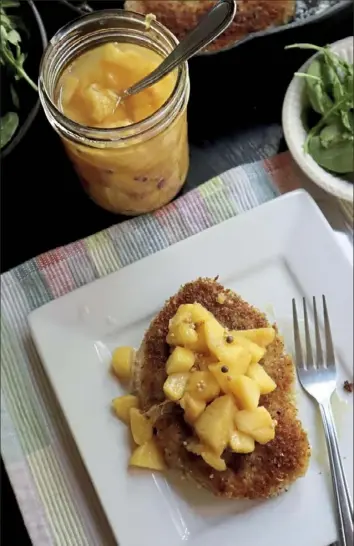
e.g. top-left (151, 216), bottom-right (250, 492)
top-left (29, 190), bottom-right (353, 546)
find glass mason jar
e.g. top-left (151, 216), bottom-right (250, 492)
top-left (39, 10), bottom-right (190, 215)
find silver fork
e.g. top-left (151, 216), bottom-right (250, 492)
top-left (292, 296), bottom-right (353, 546)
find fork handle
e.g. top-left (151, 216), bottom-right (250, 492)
top-left (320, 402), bottom-right (353, 546)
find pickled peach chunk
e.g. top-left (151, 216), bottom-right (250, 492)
top-left (190, 303), bottom-right (214, 323)
top-left (166, 303), bottom-right (211, 353)
top-left (234, 407), bottom-right (276, 445)
top-left (128, 96), bottom-right (156, 124)
top-left (112, 394), bottom-right (139, 424)
top-left (81, 84), bottom-right (118, 124)
top-left (208, 361), bottom-right (245, 395)
top-left (196, 354), bottom-right (218, 371)
top-left (234, 328), bottom-right (275, 348)
top-left (188, 324), bottom-right (209, 353)
top-left (229, 430), bottom-right (255, 454)
top-left (201, 450), bottom-right (226, 471)
top-left (167, 304), bottom-right (209, 352)
top-left (180, 393), bottom-right (206, 423)
top-left (111, 346), bottom-right (135, 381)
top-left (171, 303), bottom-right (213, 324)
top-left (130, 408), bottom-right (153, 446)
top-left (166, 347), bottom-right (195, 374)
top-left (204, 320), bottom-right (251, 372)
top-left (101, 42), bottom-right (145, 70)
top-left (185, 371), bottom-right (220, 402)
top-left (163, 373), bottom-right (189, 401)
top-left (202, 313), bottom-right (224, 349)
top-left (186, 442), bottom-right (227, 471)
top-left (129, 440), bottom-right (166, 471)
top-left (247, 363), bottom-right (276, 395)
top-left (194, 395), bottom-right (235, 455)
top-left (231, 375), bottom-right (260, 410)
top-left (60, 75), bottom-right (79, 107)
top-left (229, 331), bottom-right (266, 364)
top-left (166, 322), bottom-right (198, 348)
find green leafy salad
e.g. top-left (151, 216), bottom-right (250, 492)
top-left (286, 43), bottom-right (354, 175)
top-left (0, 0), bottom-right (38, 150)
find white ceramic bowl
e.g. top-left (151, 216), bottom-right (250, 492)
top-left (282, 36), bottom-right (353, 202)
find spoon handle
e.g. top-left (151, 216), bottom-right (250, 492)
top-left (124, 0), bottom-right (236, 97)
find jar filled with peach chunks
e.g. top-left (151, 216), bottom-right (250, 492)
top-left (39, 10), bottom-right (190, 215)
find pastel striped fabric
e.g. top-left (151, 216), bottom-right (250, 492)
top-left (1, 152), bottom-right (352, 546)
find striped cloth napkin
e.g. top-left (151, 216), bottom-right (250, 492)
top-left (1, 152), bottom-right (352, 546)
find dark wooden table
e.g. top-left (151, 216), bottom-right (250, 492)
top-left (1, 2), bottom-right (353, 544)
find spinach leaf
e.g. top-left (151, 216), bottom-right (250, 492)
top-left (346, 110), bottom-right (354, 133)
top-left (304, 95), bottom-right (349, 153)
top-left (341, 110), bottom-right (353, 133)
top-left (320, 121), bottom-right (352, 149)
top-left (10, 83), bottom-right (19, 109)
top-left (1, 1), bottom-right (20, 8)
top-left (305, 57), bottom-right (334, 115)
top-left (0, 112), bottom-right (19, 149)
top-left (308, 137), bottom-right (354, 174)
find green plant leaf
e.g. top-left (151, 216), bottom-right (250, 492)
top-left (319, 120), bottom-right (352, 149)
top-left (343, 70), bottom-right (353, 107)
top-left (6, 27), bottom-right (20, 45)
top-left (1, 1), bottom-right (20, 8)
top-left (308, 136), bottom-right (354, 174)
top-left (285, 43), bottom-right (324, 53)
top-left (304, 95), bottom-right (350, 153)
top-left (346, 110), bottom-right (354, 132)
top-left (319, 121), bottom-right (343, 148)
top-left (341, 110), bottom-right (353, 132)
top-left (10, 83), bottom-right (19, 108)
top-left (0, 4), bottom-right (38, 91)
top-left (323, 49), bottom-right (347, 101)
top-left (0, 112), bottom-right (19, 149)
top-left (0, 11), bottom-right (13, 31)
top-left (0, 24), bottom-right (8, 41)
top-left (305, 57), bottom-right (333, 115)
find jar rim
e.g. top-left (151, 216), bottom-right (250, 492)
top-left (38, 9), bottom-right (189, 147)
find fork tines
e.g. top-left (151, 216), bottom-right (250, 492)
top-left (292, 295), bottom-right (335, 370)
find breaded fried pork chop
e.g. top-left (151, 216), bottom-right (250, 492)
top-left (133, 278), bottom-right (310, 499)
top-left (124, 0), bottom-right (296, 52)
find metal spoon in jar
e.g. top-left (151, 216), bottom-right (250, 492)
top-left (119, 0), bottom-right (236, 100)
